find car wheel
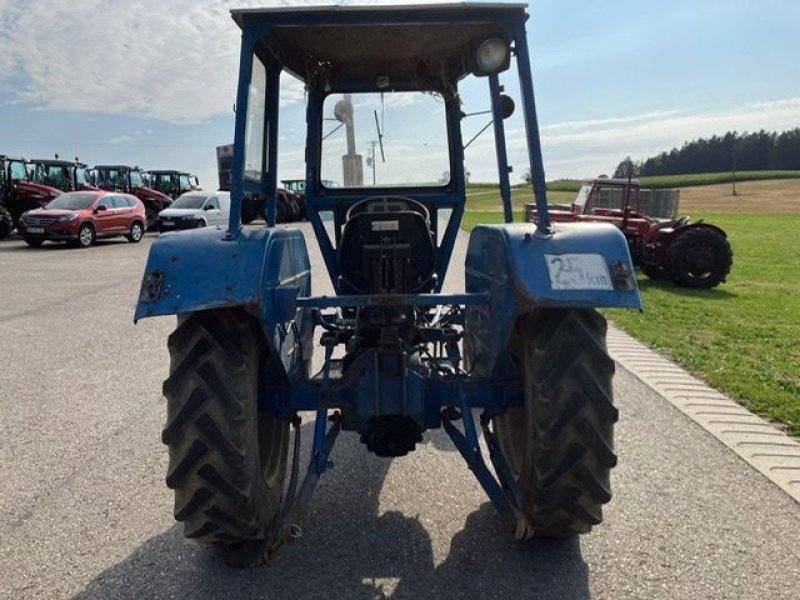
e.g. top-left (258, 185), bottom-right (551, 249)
top-left (127, 221), bottom-right (144, 243)
top-left (77, 223), bottom-right (96, 248)
top-left (0, 205), bottom-right (14, 240)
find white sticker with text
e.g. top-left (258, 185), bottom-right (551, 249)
top-left (545, 254), bottom-right (613, 290)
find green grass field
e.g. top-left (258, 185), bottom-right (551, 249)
top-left (535, 170), bottom-right (800, 193)
top-left (460, 200), bottom-right (800, 435)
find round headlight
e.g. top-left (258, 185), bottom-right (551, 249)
top-left (476, 38), bottom-right (509, 74)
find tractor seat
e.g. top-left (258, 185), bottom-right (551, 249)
top-left (338, 196), bottom-right (436, 295)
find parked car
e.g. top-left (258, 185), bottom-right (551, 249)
top-left (156, 191), bottom-right (230, 232)
top-left (16, 191), bottom-right (146, 248)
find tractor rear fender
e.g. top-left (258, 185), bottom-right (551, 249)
top-left (650, 221), bottom-right (729, 262)
top-left (664, 221), bottom-right (728, 241)
top-left (464, 222), bottom-right (641, 378)
top-left (134, 227), bottom-right (313, 380)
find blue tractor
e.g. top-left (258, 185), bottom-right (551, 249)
top-left (136, 3), bottom-right (641, 568)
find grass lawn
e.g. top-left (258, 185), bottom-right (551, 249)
top-left (535, 169), bottom-right (800, 192)
top-left (460, 197), bottom-right (800, 434)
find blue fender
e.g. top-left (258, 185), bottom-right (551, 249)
top-left (464, 222), bottom-right (641, 377)
top-left (135, 227), bottom-right (312, 380)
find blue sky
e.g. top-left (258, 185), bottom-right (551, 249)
top-left (1, 0), bottom-right (798, 186)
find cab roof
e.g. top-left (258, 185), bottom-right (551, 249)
top-left (93, 164), bottom-right (140, 170)
top-left (30, 159), bottom-right (86, 167)
top-left (232, 3), bottom-right (527, 86)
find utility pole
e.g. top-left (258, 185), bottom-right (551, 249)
top-left (732, 132), bottom-right (738, 197)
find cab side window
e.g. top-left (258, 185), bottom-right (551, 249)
top-left (10, 161), bottom-right (27, 181)
top-left (206, 197), bottom-right (219, 210)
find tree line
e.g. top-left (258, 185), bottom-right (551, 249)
top-left (613, 128), bottom-right (800, 178)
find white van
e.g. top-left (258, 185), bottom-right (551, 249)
top-left (156, 191), bottom-right (231, 232)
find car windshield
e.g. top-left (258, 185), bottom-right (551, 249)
top-left (171, 195), bottom-right (208, 209)
top-left (45, 193), bottom-right (98, 210)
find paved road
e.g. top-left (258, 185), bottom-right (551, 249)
top-left (0, 227), bottom-right (798, 599)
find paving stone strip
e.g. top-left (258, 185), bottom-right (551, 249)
top-left (607, 324), bottom-right (800, 504)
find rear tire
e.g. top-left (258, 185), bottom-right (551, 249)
top-left (493, 309), bottom-right (618, 538)
top-left (667, 228), bottom-right (732, 289)
top-left (162, 309), bottom-right (289, 567)
top-left (145, 207), bottom-right (157, 231)
top-left (275, 201), bottom-right (288, 224)
top-left (0, 205), bottom-right (13, 239)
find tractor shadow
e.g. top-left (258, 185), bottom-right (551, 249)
top-left (74, 420), bottom-right (589, 600)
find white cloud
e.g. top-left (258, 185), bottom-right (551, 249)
top-left (0, 0), bottom-right (360, 123)
top-left (0, 0), bottom-right (467, 123)
top-left (106, 135), bottom-right (135, 144)
top-left (537, 98), bottom-right (800, 179)
top-left (540, 110), bottom-right (683, 134)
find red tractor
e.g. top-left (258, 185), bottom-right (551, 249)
top-left (542, 179), bottom-right (733, 288)
top-left (280, 179), bottom-right (307, 219)
top-left (145, 170), bottom-right (201, 200)
top-left (12, 158), bottom-right (98, 224)
top-left (216, 144), bottom-right (303, 223)
top-left (0, 154), bottom-right (29, 239)
top-left (90, 165), bottom-right (173, 230)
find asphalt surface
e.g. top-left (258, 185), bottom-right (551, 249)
top-left (0, 226), bottom-right (798, 600)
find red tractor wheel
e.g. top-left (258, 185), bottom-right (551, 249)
top-left (667, 228), bottom-right (732, 289)
top-left (0, 205), bottom-right (14, 240)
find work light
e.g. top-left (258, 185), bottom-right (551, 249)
top-left (474, 38), bottom-right (510, 75)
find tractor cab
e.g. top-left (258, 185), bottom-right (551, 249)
top-left (225, 5), bottom-right (549, 292)
top-left (28, 158), bottom-right (90, 192)
top-left (13, 158), bottom-right (96, 217)
top-left (89, 165), bottom-right (141, 192)
top-left (146, 170), bottom-right (199, 199)
top-left (280, 179), bottom-right (305, 195)
top-left (0, 155), bottom-right (28, 190)
top-left (0, 154), bottom-right (29, 236)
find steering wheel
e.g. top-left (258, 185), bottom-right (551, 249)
top-left (345, 195), bottom-right (429, 222)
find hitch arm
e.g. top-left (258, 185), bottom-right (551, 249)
top-left (441, 398), bottom-right (531, 540)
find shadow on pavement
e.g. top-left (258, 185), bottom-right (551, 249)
top-left (74, 422), bottom-right (589, 600)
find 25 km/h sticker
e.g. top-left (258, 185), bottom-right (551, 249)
top-left (545, 253), bottom-right (613, 290)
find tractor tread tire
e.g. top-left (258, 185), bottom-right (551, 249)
top-left (162, 309), bottom-right (288, 566)
top-left (0, 205), bottom-right (13, 240)
top-left (667, 227), bottom-right (732, 289)
top-left (145, 207), bottom-right (158, 231)
top-left (494, 309), bottom-right (617, 538)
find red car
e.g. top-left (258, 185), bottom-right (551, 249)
top-left (16, 191), bottom-right (146, 248)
